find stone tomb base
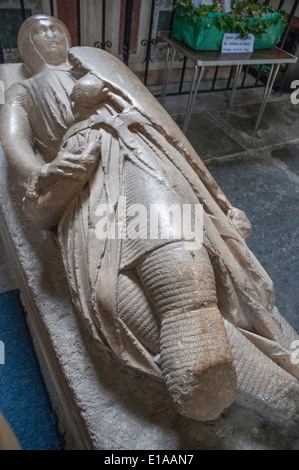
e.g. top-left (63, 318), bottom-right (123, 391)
top-left (1, 147), bottom-right (299, 450)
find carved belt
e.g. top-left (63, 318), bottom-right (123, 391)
top-left (61, 116), bottom-right (101, 146)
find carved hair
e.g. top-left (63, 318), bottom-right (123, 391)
top-left (18, 14), bottom-right (71, 74)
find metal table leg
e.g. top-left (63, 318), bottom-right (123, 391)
top-left (160, 46), bottom-right (176, 105)
top-left (255, 63), bottom-right (280, 130)
top-left (182, 65), bottom-right (205, 134)
top-left (229, 64), bottom-right (242, 109)
top-left (160, 45), bottom-right (170, 104)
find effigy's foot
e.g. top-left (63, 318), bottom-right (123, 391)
top-left (225, 320), bottom-right (299, 421)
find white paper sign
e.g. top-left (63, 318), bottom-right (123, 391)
top-left (222, 0), bottom-right (231, 12)
top-left (222, 33), bottom-right (255, 53)
top-left (192, 0), bottom-right (213, 6)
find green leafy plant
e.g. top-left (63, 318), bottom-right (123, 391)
top-left (173, 0), bottom-right (288, 39)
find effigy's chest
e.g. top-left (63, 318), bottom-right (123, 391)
top-left (26, 72), bottom-right (76, 153)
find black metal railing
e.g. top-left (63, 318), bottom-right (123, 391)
top-left (141, 0), bottom-right (157, 86)
top-left (115, 0), bottom-right (299, 93)
top-left (50, 0), bottom-right (54, 16)
top-left (93, 0), bottom-right (111, 51)
top-left (1, 0), bottom-right (299, 94)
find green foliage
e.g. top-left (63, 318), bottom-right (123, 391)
top-left (173, 0), bottom-right (288, 39)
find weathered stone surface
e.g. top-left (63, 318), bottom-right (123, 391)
top-left (0, 15), bottom-right (299, 448)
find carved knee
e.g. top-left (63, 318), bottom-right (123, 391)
top-left (137, 241), bottom-right (217, 315)
top-left (137, 242), bottom-right (237, 421)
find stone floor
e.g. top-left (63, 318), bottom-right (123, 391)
top-left (0, 81), bottom-right (298, 450)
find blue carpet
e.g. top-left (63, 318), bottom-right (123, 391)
top-left (0, 290), bottom-right (64, 450)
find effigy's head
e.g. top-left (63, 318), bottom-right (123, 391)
top-left (18, 14), bottom-right (71, 74)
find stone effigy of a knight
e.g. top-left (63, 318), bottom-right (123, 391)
top-left (1, 14), bottom-right (299, 422)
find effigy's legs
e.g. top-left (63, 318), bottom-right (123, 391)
top-left (118, 239), bottom-right (299, 421)
top-left (136, 242), bottom-right (237, 421)
top-left (117, 271), bottom-right (160, 355)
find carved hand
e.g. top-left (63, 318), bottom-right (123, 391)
top-left (39, 140), bottom-right (101, 191)
top-left (24, 140), bottom-right (101, 229)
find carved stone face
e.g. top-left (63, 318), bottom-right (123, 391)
top-left (30, 19), bottom-right (69, 66)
